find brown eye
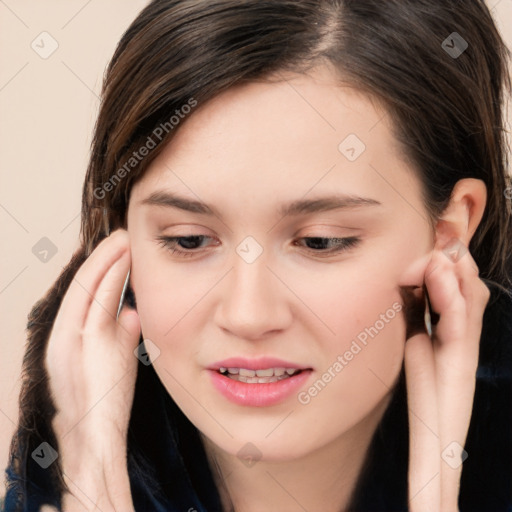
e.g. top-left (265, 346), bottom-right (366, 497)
top-left (156, 235), bottom-right (217, 257)
top-left (294, 236), bottom-right (361, 254)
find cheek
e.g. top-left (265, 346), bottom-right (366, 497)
top-left (129, 240), bottom-right (213, 340)
top-left (289, 258), bottom-right (407, 349)
top-left (129, 250), bottom-right (209, 404)
top-left (291, 261), bottom-right (406, 404)
top-left (290, 279), bottom-right (405, 444)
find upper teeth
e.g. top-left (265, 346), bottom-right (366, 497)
top-left (219, 367), bottom-right (299, 377)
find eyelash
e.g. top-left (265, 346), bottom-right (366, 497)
top-left (156, 235), bottom-right (361, 258)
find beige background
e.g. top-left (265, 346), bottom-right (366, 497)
top-left (1, 0), bottom-right (511, 497)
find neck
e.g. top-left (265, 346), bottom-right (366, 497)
top-left (201, 393), bottom-right (392, 512)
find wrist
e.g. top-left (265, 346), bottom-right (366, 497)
top-left (62, 473), bottom-right (113, 512)
top-left (60, 444), bottom-right (133, 511)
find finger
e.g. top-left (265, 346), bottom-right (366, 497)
top-left (424, 255), bottom-right (467, 348)
top-left (113, 306), bottom-right (142, 384)
top-left (434, 242), bottom-right (488, 377)
top-left (78, 253), bottom-right (139, 426)
top-left (405, 331), bottom-right (441, 512)
top-left (429, 246), bottom-right (488, 510)
top-left (425, 256), bottom-right (466, 512)
top-left (45, 230), bottom-right (131, 420)
top-left (84, 249), bottom-right (131, 335)
top-left (47, 229), bottom-right (129, 379)
top-left (117, 306), bottom-right (141, 351)
top-left (75, 252), bottom-right (134, 418)
top-left (455, 248), bottom-right (491, 342)
top-left (54, 229), bottom-right (130, 333)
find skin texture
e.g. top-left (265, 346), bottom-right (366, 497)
top-left (45, 64), bottom-right (490, 511)
top-left (45, 230), bottom-right (139, 512)
top-left (128, 66), bottom-right (422, 509)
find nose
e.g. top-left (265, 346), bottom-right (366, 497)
top-left (214, 250), bottom-right (293, 341)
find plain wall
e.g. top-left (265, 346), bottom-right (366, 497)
top-left (1, 0), bottom-right (511, 498)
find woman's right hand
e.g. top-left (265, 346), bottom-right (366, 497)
top-left (44, 229), bottom-right (141, 511)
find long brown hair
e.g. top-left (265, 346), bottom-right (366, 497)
top-left (5, 0), bottom-right (511, 509)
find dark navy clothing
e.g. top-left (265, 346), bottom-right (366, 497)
top-left (3, 282), bottom-right (512, 511)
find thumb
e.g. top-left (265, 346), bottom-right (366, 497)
top-left (405, 331), bottom-right (440, 511)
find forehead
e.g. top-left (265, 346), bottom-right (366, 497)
top-left (131, 64), bottom-right (421, 219)
top-left (156, 64), bottom-right (393, 162)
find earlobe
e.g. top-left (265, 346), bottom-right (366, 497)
top-left (434, 178), bottom-right (487, 248)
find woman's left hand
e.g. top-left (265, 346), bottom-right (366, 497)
top-left (405, 236), bottom-right (491, 512)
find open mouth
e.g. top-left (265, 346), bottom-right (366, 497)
top-left (217, 367), bottom-right (303, 383)
top-left (209, 357), bottom-right (313, 406)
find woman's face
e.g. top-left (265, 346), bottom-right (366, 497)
top-left (127, 64), bottom-right (433, 461)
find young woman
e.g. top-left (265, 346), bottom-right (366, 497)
top-left (3, 1), bottom-right (512, 511)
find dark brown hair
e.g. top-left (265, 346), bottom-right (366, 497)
top-left (5, 1), bottom-right (511, 509)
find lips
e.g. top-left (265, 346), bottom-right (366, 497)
top-left (219, 367), bottom-right (301, 383)
top-left (210, 356), bottom-right (309, 372)
top-left (208, 357), bottom-right (313, 407)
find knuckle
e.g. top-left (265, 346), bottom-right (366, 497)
top-left (469, 261), bottom-right (480, 277)
top-left (106, 228), bottom-right (129, 250)
top-left (480, 281), bottom-right (491, 305)
top-left (81, 324), bottom-right (97, 341)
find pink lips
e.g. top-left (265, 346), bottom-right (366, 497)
top-left (208, 357), bottom-right (312, 407)
top-left (209, 356), bottom-right (308, 371)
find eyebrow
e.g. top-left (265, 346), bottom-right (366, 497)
top-left (140, 191), bottom-right (382, 218)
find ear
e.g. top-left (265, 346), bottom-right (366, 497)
top-left (434, 178), bottom-right (487, 248)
